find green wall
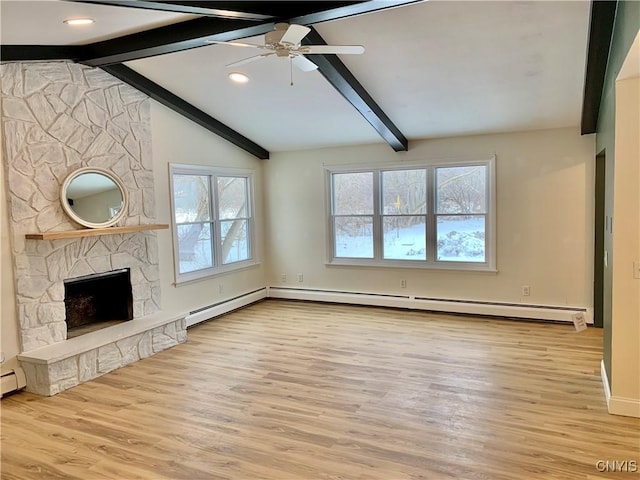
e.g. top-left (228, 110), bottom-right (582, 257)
top-left (595, 0), bottom-right (640, 388)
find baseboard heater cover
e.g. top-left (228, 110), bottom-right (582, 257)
top-left (1, 368), bottom-right (27, 397)
top-left (267, 287), bottom-right (592, 324)
top-left (185, 288), bottom-right (268, 327)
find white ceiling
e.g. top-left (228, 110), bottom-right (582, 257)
top-left (1, 1), bottom-right (591, 154)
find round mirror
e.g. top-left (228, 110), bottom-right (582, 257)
top-left (60, 167), bottom-right (128, 228)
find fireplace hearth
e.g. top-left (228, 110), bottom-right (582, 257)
top-left (64, 268), bottom-right (133, 338)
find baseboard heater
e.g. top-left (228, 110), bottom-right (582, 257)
top-left (185, 288), bottom-right (268, 327)
top-left (266, 287), bottom-right (592, 324)
top-left (184, 286), bottom-right (590, 327)
top-left (1, 368), bottom-right (27, 398)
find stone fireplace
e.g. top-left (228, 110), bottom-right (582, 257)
top-left (1, 61), bottom-right (186, 395)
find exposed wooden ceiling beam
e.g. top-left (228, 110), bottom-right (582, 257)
top-left (302, 28), bottom-right (408, 152)
top-left (101, 64), bottom-right (270, 159)
top-left (76, 1), bottom-right (421, 66)
top-left (79, 18), bottom-right (273, 67)
top-left (581, 0), bottom-right (618, 135)
top-left (0, 45), bottom-right (84, 62)
top-left (64, 0), bottom-right (275, 20)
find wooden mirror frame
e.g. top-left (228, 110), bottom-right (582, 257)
top-left (60, 167), bottom-right (129, 229)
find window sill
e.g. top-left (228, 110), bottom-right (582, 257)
top-left (173, 260), bottom-right (261, 286)
top-left (326, 258), bottom-right (497, 273)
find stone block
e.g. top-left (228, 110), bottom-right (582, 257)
top-left (47, 282), bottom-right (65, 302)
top-left (141, 265), bottom-right (160, 282)
top-left (11, 196), bottom-right (38, 222)
top-left (48, 357), bottom-right (78, 383)
top-left (117, 335), bottom-right (141, 365)
top-left (27, 62), bottom-right (72, 84)
top-left (8, 170), bottom-right (34, 202)
top-left (152, 326), bottom-right (177, 353)
top-left (78, 350), bottom-right (98, 382)
top-left (68, 259), bottom-right (94, 279)
top-left (133, 300), bottom-right (145, 319)
top-left (50, 376), bottom-right (80, 396)
top-left (138, 331), bottom-right (153, 359)
top-left (2, 97), bottom-right (35, 122)
top-left (85, 68), bottom-right (119, 89)
top-left (123, 134), bottom-right (140, 160)
top-left (132, 283), bottom-right (151, 301)
top-left (21, 362), bottom-right (52, 396)
top-left (60, 83), bottom-right (85, 109)
top-left (26, 92), bottom-right (57, 129)
top-left (48, 113), bottom-right (82, 144)
top-left (17, 275), bottom-right (50, 299)
top-left (112, 252), bottom-right (143, 269)
top-left (87, 256), bottom-right (111, 273)
top-left (16, 255), bottom-right (47, 276)
top-left (38, 302), bottom-right (66, 325)
top-left (97, 343), bottom-right (122, 374)
top-left (19, 302), bottom-right (40, 329)
top-left (46, 249), bottom-right (68, 282)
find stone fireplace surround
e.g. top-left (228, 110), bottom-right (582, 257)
top-left (2, 61), bottom-right (186, 396)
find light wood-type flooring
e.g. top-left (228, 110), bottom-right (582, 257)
top-left (1, 300), bottom-right (639, 479)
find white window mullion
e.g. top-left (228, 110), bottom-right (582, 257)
top-left (426, 167), bottom-right (437, 263)
top-left (372, 170), bottom-right (382, 260)
top-left (210, 174), bottom-right (221, 268)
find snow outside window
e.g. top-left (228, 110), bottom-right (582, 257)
top-left (170, 164), bottom-right (255, 284)
top-left (327, 158), bottom-right (495, 271)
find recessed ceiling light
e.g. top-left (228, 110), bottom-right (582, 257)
top-left (63, 18), bottom-right (95, 26)
top-left (228, 72), bottom-right (249, 84)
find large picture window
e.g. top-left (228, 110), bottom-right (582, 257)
top-left (327, 158), bottom-right (495, 271)
top-left (170, 164), bottom-right (255, 283)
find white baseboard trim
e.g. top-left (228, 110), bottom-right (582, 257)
top-left (608, 396), bottom-right (640, 418)
top-left (185, 288), bottom-right (268, 327)
top-left (267, 287), bottom-right (590, 323)
top-left (601, 359), bottom-right (611, 408)
top-left (600, 360), bottom-right (640, 418)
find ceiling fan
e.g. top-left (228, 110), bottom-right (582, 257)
top-left (207, 23), bottom-right (365, 73)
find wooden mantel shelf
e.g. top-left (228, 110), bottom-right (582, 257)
top-left (25, 224), bottom-right (169, 240)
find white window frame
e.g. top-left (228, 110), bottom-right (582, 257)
top-left (169, 163), bottom-right (257, 284)
top-left (326, 157), bottom-right (496, 272)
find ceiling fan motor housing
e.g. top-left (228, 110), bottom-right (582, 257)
top-left (264, 30), bottom-right (286, 48)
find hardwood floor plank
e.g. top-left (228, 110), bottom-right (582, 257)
top-left (2, 300), bottom-right (638, 479)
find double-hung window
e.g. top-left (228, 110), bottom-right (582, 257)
top-left (170, 164), bottom-right (255, 283)
top-left (328, 158), bottom-right (495, 271)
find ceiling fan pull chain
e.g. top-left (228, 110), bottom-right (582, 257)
top-left (290, 57), bottom-right (294, 86)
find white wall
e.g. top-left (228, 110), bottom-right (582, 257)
top-left (610, 75), bottom-right (640, 415)
top-left (150, 102), bottom-right (267, 314)
top-left (264, 127), bottom-right (595, 309)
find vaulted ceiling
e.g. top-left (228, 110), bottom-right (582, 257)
top-left (1, 1), bottom-right (614, 159)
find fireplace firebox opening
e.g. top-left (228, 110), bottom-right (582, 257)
top-left (64, 268), bottom-right (133, 338)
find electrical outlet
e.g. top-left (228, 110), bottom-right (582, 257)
top-left (281, 273), bottom-right (287, 283)
top-left (401, 279), bottom-right (407, 288)
top-left (297, 273), bottom-right (304, 283)
top-left (521, 285), bottom-right (531, 296)
top-left (634, 261), bottom-right (640, 280)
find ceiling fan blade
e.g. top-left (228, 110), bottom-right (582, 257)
top-left (292, 55), bottom-right (318, 72)
top-left (226, 53), bottom-right (274, 68)
top-left (206, 40), bottom-right (264, 48)
top-left (280, 24), bottom-right (311, 46)
top-left (301, 45), bottom-right (365, 55)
